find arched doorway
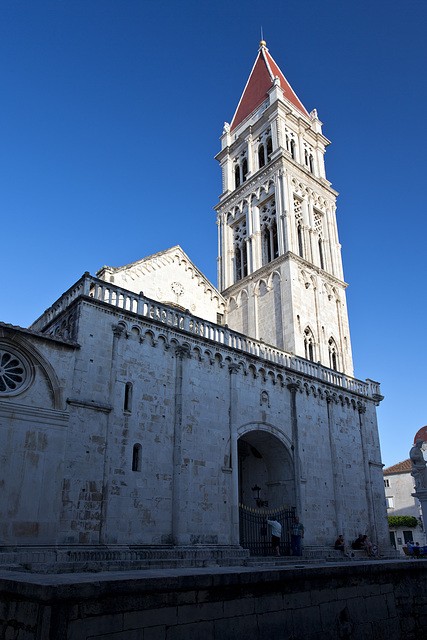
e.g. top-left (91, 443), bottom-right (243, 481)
top-left (238, 429), bottom-right (296, 556)
top-left (238, 429), bottom-right (295, 509)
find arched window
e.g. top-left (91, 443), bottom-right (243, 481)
top-left (272, 223), bottom-right (278, 259)
top-left (309, 154), bottom-right (314, 173)
top-left (266, 137), bottom-right (273, 162)
top-left (242, 158), bottom-right (248, 182)
top-left (242, 243), bottom-right (248, 277)
top-left (305, 150), bottom-right (309, 166)
top-left (263, 227), bottom-right (271, 264)
top-left (318, 239), bottom-right (324, 270)
top-left (290, 139), bottom-right (296, 160)
top-left (304, 328), bottom-right (315, 362)
top-left (235, 248), bottom-right (242, 281)
top-left (258, 144), bottom-right (265, 168)
top-left (132, 443), bottom-right (142, 472)
top-left (235, 165), bottom-right (240, 189)
top-left (328, 338), bottom-right (338, 371)
top-left (124, 382), bottom-right (132, 412)
top-left (285, 135), bottom-right (289, 151)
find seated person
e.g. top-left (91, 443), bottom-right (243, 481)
top-left (352, 534), bottom-right (365, 550)
top-left (334, 535), bottom-right (349, 556)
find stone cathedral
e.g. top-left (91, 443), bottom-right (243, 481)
top-left (0, 42), bottom-right (389, 555)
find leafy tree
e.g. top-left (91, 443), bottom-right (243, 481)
top-left (388, 515), bottom-right (418, 528)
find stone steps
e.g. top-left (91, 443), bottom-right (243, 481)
top-left (0, 545), bottom-right (401, 574)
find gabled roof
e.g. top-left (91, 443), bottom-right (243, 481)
top-left (383, 459), bottom-right (412, 475)
top-left (230, 42), bottom-right (309, 132)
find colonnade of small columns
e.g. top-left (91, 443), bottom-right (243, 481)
top-left (218, 172), bottom-right (343, 290)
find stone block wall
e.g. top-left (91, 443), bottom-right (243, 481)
top-left (0, 561), bottom-right (426, 639)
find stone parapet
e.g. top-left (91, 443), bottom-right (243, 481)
top-left (0, 561), bottom-right (425, 639)
top-left (29, 273), bottom-right (380, 400)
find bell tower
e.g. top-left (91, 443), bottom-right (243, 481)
top-left (215, 41), bottom-right (354, 375)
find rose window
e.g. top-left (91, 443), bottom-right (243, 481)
top-left (0, 349), bottom-right (27, 393)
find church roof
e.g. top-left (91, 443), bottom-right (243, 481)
top-left (383, 459), bottom-right (412, 475)
top-left (230, 42), bottom-right (309, 131)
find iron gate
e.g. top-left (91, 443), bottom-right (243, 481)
top-left (239, 504), bottom-right (296, 556)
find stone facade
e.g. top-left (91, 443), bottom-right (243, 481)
top-left (383, 459), bottom-right (426, 551)
top-left (0, 42), bottom-right (389, 552)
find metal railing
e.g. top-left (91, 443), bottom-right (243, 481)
top-left (239, 504), bottom-right (295, 556)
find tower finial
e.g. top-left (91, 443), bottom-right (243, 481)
top-left (260, 26), bottom-right (266, 48)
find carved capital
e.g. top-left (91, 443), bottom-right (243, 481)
top-left (112, 324), bottom-right (125, 338)
top-left (228, 363), bottom-right (240, 374)
top-left (357, 402), bottom-right (366, 414)
top-left (287, 382), bottom-right (299, 393)
top-left (175, 345), bottom-right (190, 359)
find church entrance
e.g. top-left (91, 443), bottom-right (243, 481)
top-left (237, 430), bottom-right (296, 555)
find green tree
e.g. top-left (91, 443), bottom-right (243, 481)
top-left (388, 515), bottom-right (418, 528)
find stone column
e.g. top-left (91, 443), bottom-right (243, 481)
top-left (99, 323), bottom-right (124, 544)
top-left (287, 382), bottom-right (302, 516)
top-left (275, 172), bottom-right (285, 255)
top-left (326, 397), bottom-right (343, 536)
top-left (229, 363), bottom-right (241, 544)
top-left (358, 403), bottom-right (376, 541)
top-left (172, 345), bottom-right (189, 545)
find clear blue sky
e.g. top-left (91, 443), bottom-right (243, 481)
top-left (1, 0), bottom-right (426, 468)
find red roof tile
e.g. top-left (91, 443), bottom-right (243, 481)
top-left (383, 459), bottom-right (412, 475)
top-left (230, 45), bottom-right (308, 132)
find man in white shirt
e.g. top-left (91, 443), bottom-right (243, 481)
top-left (267, 519), bottom-right (282, 556)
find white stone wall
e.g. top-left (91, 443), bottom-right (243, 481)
top-left (97, 247), bottom-right (226, 325)
top-left (0, 296), bottom-right (388, 549)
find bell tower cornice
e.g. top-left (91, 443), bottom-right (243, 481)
top-left (214, 154), bottom-right (337, 213)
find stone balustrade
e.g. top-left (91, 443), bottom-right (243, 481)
top-left (30, 274), bottom-right (379, 399)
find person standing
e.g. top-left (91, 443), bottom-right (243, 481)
top-left (267, 519), bottom-right (282, 556)
top-left (290, 516), bottom-right (304, 556)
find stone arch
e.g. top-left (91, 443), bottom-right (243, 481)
top-left (237, 424), bottom-right (295, 509)
top-left (0, 334), bottom-right (63, 410)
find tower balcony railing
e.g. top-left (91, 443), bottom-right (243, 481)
top-left (30, 273), bottom-right (380, 399)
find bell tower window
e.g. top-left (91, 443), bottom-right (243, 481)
top-left (235, 165), bottom-right (241, 189)
top-left (294, 197), bottom-right (304, 258)
top-left (309, 154), bottom-right (314, 173)
top-left (242, 158), bottom-right (248, 182)
top-left (290, 139), bottom-right (296, 160)
top-left (266, 137), bottom-right (272, 162)
top-left (328, 338), bottom-right (338, 371)
top-left (304, 328), bottom-right (315, 362)
top-left (258, 144), bottom-right (265, 168)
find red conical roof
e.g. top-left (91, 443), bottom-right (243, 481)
top-left (230, 44), bottom-right (308, 132)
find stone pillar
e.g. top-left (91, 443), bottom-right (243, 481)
top-left (99, 323), bottom-right (124, 544)
top-left (229, 363), bottom-right (241, 544)
top-left (172, 345), bottom-right (189, 545)
top-left (287, 382), bottom-right (302, 516)
top-left (275, 172), bottom-right (285, 255)
top-left (326, 397), bottom-right (343, 536)
top-left (358, 403), bottom-right (376, 541)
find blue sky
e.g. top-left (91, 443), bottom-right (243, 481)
top-left (1, 0), bottom-right (426, 468)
